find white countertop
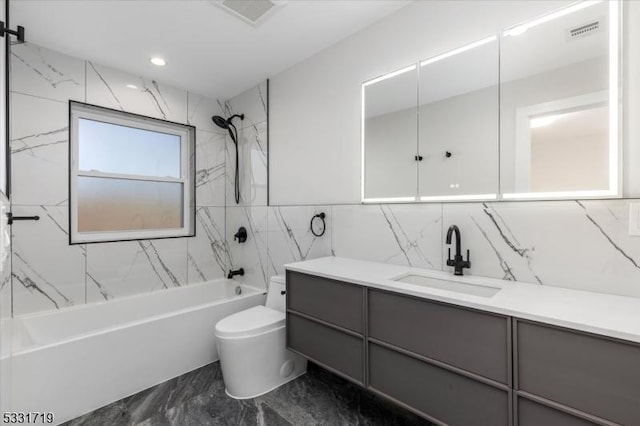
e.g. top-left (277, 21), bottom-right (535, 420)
top-left (284, 256), bottom-right (640, 344)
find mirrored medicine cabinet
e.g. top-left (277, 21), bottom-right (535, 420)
top-left (362, 0), bottom-right (620, 203)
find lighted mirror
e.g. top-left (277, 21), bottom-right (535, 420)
top-left (500, 0), bottom-right (620, 199)
top-left (418, 36), bottom-right (499, 201)
top-left (362, 65), bottom-right (418, 202)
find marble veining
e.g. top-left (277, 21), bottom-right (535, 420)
top-left (137, 241), bottom-right (182, 289)
top-left (10, 43), bottom-right (84, 102)
top-left (11, 93), bottom-right (70, 206)
top-left (63, 362), bottom-right (429, 426)
top-left (478, 203), bottom-right (541, 283)
top-left (187, 207), bottom-right (229, 284)
top-left (11, 50), bottom-right (80, 89)
top-left (85, 238), bottom-right (187, 302)
top-left (86, 272), bottom-right (113, 301)
top-left (86, 61), bottom-right (188, 123)
top-left (576, 200), bottom-right (640, 269)
top-left (267, 206), bottom-right (332, 276)
top-left (87, 61), bottom-right (123, 109)
top-left (12, 252), bottom-right (70, 310)
top-left (227, 206), bottom-right (269, 288)
top-left (470, 216), bottom-right (517, 281)
top-left (195, 131), bottom-right (226, 207)
top-left (11, 127), bottom-right (68, 155)
top-left (11, 206), bottom-right (86, 315)
top-left (332, 204), bottom-right (442, 270)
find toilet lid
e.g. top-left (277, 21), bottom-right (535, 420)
top-left (215, 306), bottom-right (285, 338)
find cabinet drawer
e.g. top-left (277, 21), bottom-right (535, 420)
top-left (286, 271), bottom-right (363, 332)
top-left (287, 313), bottom-right (364, 384)
top-left (369, 289), bottom-right (509, 384)
top-left (516, 320), bottom-right (640, 425)
top-left (517, 397), bottom-right (597, 426)
top-left (369, 343), bottom-right (510, 426)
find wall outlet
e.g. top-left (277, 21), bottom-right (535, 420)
top-left (630, 203), bottom-right (640, 236)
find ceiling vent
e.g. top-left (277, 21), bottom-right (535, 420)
top-left (567, 19), bottom-right (603, 40)
top-left (214, 0), bottom-right (281, 26)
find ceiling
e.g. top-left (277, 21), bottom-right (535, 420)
top-left (11, 0), bottom-right (411, 100)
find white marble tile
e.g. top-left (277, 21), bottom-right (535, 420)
top-left (10, 42), bottom-right (85, 102)
top-left (187, 207), bottom-right (228, 284)
top-left (226, 206), bottom-right (269, 289)
top-left (187, 92), bottom-right (226, 133)
top-left (267, 205), bottom-right (332, 276)
top-left (332, 204), bottom-right (443, 270)
top-left (195, 130), bottom-right (226, 207)
top-left (442, 200), bottom-right (640, 298)
top-left (11, 206), bottom-right (86, 316)
top-left (11, 93), bottom-right (69, 205)
top-left (86, 61), bottom-right (188, 123)
top-left (86, 238), bottom-right (187, 302)
top-left (225, 81), bottom-right (268, 129)
top-left (0, 195), bottom-right (11, 318)
top-left (226, 121), bottom-right (268, 206)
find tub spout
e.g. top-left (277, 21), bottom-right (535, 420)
top-left (227, 268), bottom-right (244, 279)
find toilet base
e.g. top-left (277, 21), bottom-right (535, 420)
top-left (217, 325), bottom-right (308, 399)
top-left (224, 370), bottom-right (306, 400)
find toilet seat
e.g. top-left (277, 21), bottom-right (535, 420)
top-left (215, 306), bottom-right (285, 339)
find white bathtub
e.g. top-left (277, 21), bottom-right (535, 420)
top-left (0, 279), bottom-right (265, 425)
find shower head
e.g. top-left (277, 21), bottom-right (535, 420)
top-left (212, 115), bottom-right (229, 129)
top-left (211, 114), bottom-right (245, 130)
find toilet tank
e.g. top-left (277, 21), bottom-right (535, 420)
top-left (265, 275), bottom-right (286, 312)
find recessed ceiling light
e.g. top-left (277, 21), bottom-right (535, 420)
top-left (150, 57), bottom-right (166, 67)
top-left (126, 84), bottom-right (138, 90)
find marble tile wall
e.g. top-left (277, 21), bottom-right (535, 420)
top-left (253, 199), bottom-right (640, 299)
top-left (0, 192), bottom-right (10, 319)
top-left (9, 43), bottom-right (229, 315)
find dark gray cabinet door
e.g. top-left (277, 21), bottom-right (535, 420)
top-left (288, 312), bottom-right (364, 384)
top-left (368, 289), bottom-right (510, 384)
top-left (369, 343), bottom-right (511, 426)
top-left (517, 397), bottom-right (598, 426)
top-left (286, 271), bottom-right (364, 333)
top-left (516, 320), bottom-right (640, 425)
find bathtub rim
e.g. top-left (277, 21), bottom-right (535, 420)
top-left (5, 281), bottom-right (266, 357)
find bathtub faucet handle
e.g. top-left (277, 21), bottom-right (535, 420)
top-left (227, 268), bottom-right (245, 279)
top-left (234, 227), bottom-right (247, 243)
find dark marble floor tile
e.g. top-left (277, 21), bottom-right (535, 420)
top-left (125, 363), bottom-right (223, 422)
top-left (64, 362), bottom-right (431, 426)
top-left (63, 400), bottom-right (134, 426)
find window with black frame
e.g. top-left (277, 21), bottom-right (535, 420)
top-left (69, 101), bottom-right (195, 244)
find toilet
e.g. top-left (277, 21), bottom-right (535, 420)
top-left (214, 275), bottom-right (307, 399)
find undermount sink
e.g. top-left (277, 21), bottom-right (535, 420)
top-left (393, 274), bottom-right (502, 298)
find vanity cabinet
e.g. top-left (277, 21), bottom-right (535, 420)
top-left (285, 271), bottom-right (365, 385)
top-left (368, 289), bottom-right (510, 384)
top-left (369, 343), bottom-right (511, 426)
top-left (286, 270), bottom-right (640, 426)
top-left (514, 319), bottom-right (640, 426)
top-left (286, 272), bottom-right (511, 426)
top-left (516, 397), bottom-right (599, 426)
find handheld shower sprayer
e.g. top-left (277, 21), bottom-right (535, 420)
top-left (212, 113), bottom-right (245, 204)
